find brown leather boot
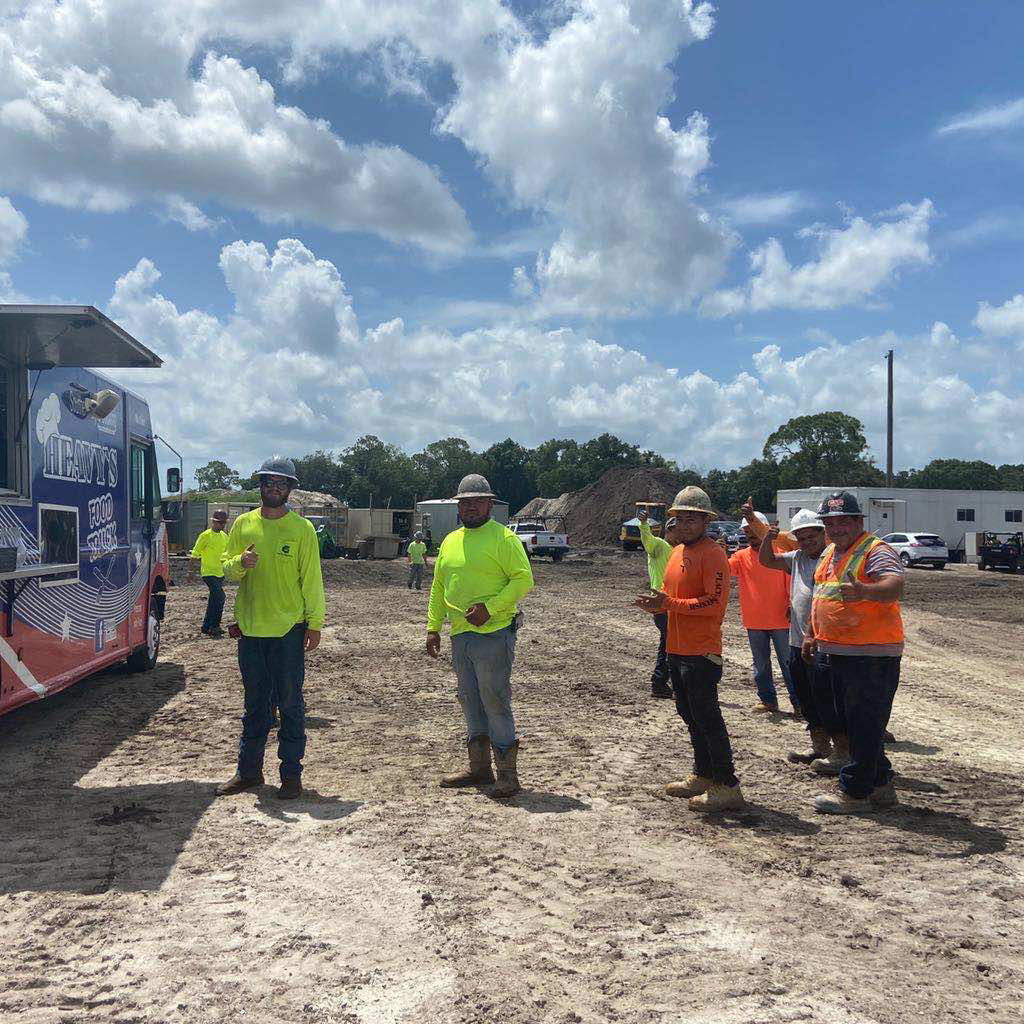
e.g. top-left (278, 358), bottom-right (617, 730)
top-left (665, 775), bottom-right (711, 798)
top-left (491, 741), bottom-right (521, 798)
top-left (688, 783), bottom-right (745, 812)
top-left (215, 772), bottom-right (264, 795)
top-left (813, 733), bottom-right (851, 776)
top-left (788, 726), bottom-right (831, 764)
top-left (439, 735), bottom-right (494, 788)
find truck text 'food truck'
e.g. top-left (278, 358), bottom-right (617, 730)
top-left (0, 305), bottom-right (173, 716)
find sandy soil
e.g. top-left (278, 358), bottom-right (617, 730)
top-left (1, 555), bottom-right (1022, 1024)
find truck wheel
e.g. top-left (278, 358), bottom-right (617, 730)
top-left (127, 608), bottom-right (160, 673)
top-left (552, 551), bottom-right (563, 562)
top-left (934, 562), bottom-right (945, 570)
top-left (977, 561), bottom-right (985, 571)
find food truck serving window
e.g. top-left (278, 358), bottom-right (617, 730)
top-left (0, 357), bottom-right (30, 498)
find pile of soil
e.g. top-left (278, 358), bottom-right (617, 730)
top-left (516, 466), bottom-right (685, 546)
top-left (289, 488), bottom-right (344, 508)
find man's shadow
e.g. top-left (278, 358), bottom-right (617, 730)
top-left (254, 787), bottom-right (362, 823)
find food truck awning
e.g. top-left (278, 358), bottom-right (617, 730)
top-left (0, 305), bottom-right (162, 369)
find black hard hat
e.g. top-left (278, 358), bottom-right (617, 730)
top-left (817, 491), bottom-right (863, 518)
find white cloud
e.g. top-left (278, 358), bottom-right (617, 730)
top-left (0, 2), bottom-right (471, 252)
top-left (719, 191), bottom-right (811, 226)
top-left (0, 195), bottom-right (28, 266)
top-left (974, 293), bottom-right (1024, 340)
top-left (162, 197), bottom-right (222, 233)
top-left (937, 96), bottom-right (1024, 135)
top-left (704, 201), bottom-right (934, 315)
top-left (108, 235), bottom-right (1024, 484)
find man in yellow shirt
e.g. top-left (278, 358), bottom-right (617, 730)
top-left (216, 456), bottom-right (326, 800)
top-left (406, 531), bottom-right (429, 590)
top-left (427, 474), bottom-right (534, 797)
top-left (638, 506), bottom-right (675, 699)
top-left (190, 509), bottom-right (229, 637)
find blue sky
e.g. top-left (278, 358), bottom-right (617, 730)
top-left (2, 1), bottom-right (1023, 486)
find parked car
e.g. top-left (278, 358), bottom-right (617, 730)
top-left (881, 532), bottom-right (948, 569)
top-left (977, 532), bottom-right (1023, 573)
top-left (707, 520), bottom-right (741, 552)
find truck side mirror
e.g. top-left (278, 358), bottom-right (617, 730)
top-left (161, 500), bottom-right (181, 523)
top-left (166, 466), bottom-right (181, 493)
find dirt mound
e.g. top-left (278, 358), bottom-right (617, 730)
top-left (516, 467), bottom-right (685, 546)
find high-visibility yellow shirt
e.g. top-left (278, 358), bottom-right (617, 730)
top-left (222, 509), bottom-right (326, 636)
top-left (407, 541), bottom-right (427, 564)
top-left (639, 519), bottom-right (673, 590)
top-left (427, 519), bottom-right (534, 636)
top-left (191, 528), bottom-right (229, 578)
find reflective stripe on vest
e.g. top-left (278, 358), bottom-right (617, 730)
top-left (811, 533), bottom-right (904, 647)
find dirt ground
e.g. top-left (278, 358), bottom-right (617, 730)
top-left (1, 554), bottom-right (1022, 1024)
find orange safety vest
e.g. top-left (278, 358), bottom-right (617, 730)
top-left (811, 532), bottom-right (904, 647)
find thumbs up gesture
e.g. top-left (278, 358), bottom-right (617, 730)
top-left (839, 570), bottom-right (865, 602)
top-left (240, 543), bottom-right (259, 569)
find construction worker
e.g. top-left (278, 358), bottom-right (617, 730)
top-left (216, 456), bottom-right (326, 801)
top-left (427, 474), bottom-right (534, 798)
top-left (752, 506), bottom-right (848, 769)
top-left (805, 491), bottom-right (905, 814)
top-left (407, 531), bottom-right (429, 591)
top-left (637, 506), bottom-right (673, 699)
top-left (191, 509), bottom-right (229, 637)
top-left (729, 512), bottom-right (799, 715)
top-left (635, 486), bottom-right (743, 811)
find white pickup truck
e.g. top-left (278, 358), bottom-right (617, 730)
top-left (509, 520), bottom-right (570, 562)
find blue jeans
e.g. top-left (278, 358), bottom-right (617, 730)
top-left (408, 563), bottom-right (424, 589)
top-left (831, 655), bottom-right (901, 799)
top-left (451, 626), bottom-right (517, 753)
top-left (788, 646), bottom-right (845, 736)
top-left (746, 628), bottom-right (798, 708)
top-left (201, 575), bottom-right (225, 632)
top-left (237, 623), bottom-right (307, 781)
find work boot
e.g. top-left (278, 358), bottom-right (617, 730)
top-left (884, 729), bottom-right (896, 744)
top-left (870, 781), bottom-right (898, 807)
top-left (688, 783), bottom-right (744, 812)
top-left (276, 777), bottom-right (302, 800)
top-left (813, 734), bottom-right (851, 776)
top-left (491, 741), bottom-right (521, 798)
top-left (439, 735), bottom-right (494, 788)
top-left (650, 681), bottom-right (673, 699)
top-left (665, 775), bottom-right (711, 799)
top-left (752, 700), bottom-right (779, 714)
top-left (813, 790), bottom-right (871, 815)
top-left (215, 772), bottom-right (264, 795)
top-left (788, 726), bottom-right (831, 764)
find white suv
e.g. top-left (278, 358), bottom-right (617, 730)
top-left (881, 532), bottom-right (948, 570)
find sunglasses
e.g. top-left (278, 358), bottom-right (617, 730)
top-left (259, 477), bottom-right (290, 489)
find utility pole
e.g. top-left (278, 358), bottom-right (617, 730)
top-left (885, 349), bottom-right (894, 487)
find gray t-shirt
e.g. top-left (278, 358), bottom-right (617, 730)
top-left (779, 549), bottom-right (816, 647)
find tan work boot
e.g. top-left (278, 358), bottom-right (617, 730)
top-left (813, 790), bottom-right (870, 815)
top-left (439, 734), bottom-right (494, 788)
top-left (787, 726), bottom-right (831, 764)
top-left (491, 741), bottom-right (521, 798)
top-left (813, 733), bottom-right (851, 776)
top-left (870, 781), bottom-right (898, 807)
top-left (752, 700), bottom-right (779, 714)
top-left (688, 783), bottom-right (745, 812)
top-left (665, 775), bottom-right (712, 799)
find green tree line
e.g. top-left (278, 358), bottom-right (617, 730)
top-left (189, 412), bottom-right (1024, 518)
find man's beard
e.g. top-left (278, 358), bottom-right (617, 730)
top-left (263, 491), bottom-right (288, 509)
top-left (461, 511), bottom-right (489, 528)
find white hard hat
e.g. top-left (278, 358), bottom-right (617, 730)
top-left (791, 509), bottom-right (825, 532)
top-left (740, 511), bottom-right (769, 530)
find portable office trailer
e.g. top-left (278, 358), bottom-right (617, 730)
top-left (414, 499), bottom-right (510, 547)
top-left (165, 499), bottom-right (258, 553)
top-left (0, 304), bottom-right (172, 716)
top-left (776, 486), bottom-right (1024, 559)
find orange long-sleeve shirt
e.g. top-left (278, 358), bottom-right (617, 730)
top-left (660, 537), bottom-right (730, 656)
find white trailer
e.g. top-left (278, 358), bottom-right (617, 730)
top-left (414, 498), bottom-right (510, 548)
top-left (776, 486), bottom-right (1024, 560)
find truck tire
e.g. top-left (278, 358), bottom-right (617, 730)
top-left (977, 560), bottom-right (986, 571)
top-left (552, 550), bottom-right (563, 562)
top-left (127, 606), bottom-right (160, 673)
top-left (934, 562), bottom-right (945, 570)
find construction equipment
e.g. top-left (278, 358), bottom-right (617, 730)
top-left (977, 532), bottom-right (1024, 572)
top-left (620, 501), bottom-right (666, 551)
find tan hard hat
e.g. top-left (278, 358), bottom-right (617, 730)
top-left (453, 473), bottom-right (497, 499)
top-left (668, 485), bottom-right (716, 517)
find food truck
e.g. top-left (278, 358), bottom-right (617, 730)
top-left (0, 305), bottom-right (173, 716)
